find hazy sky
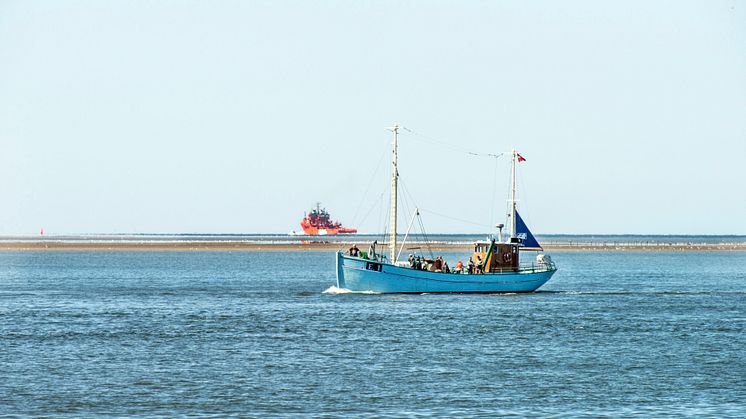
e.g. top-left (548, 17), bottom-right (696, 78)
top-left (1, 1), bottom-right (744, 235)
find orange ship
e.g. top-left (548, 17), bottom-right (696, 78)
top-left (300, 203), bottom-right (357, 235)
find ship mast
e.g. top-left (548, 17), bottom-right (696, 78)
top-left (388, 124), bottom-right (400, 262)
top-left (510, 149), bottom-right (517, 240)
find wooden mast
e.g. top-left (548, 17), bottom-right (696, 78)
top-left (388, 124), bottom-right (400, 262)
top-left (510, 149), bottom-right (517, 239)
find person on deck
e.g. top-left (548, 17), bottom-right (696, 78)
top-left (467, 257), bottom-right (475, 274)
top-left (408, 254), bottom-right (415, 268)
top-left (455, 260), bottom-right (464, 273)
top-left (434, 256), bottom-right (443, 272)
top-left (476, 255), bottom-right (483, 274)
top-left (368, 241), bottom-right (377, 260)
top-left (349, 244), bottom-right (359, 257)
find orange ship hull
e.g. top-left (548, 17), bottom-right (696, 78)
top-left (300, 203), bottom-right (357, 235)
top-left (300, 221), bottom-right (357, 235)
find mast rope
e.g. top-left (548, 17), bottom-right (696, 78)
top-left (416, 211), bottom-right (435, 259)
top-left (401, 126), bottom-right (506, 160)
top-left (517, 166), bottom-right (535, 232)
top-left (380, 194), bottom-right (390, 258)
top-left (348, 149), bottom-right (388, 227)
top-left (418, 208), bottom-right (493, 228)
top-left (401, 125), bottom-right (510, 233)
top-left (398, 175), bottom-right (417, 234)
top-left (336, 189), bottom-right (386, 253)
top-left (503, 162), bottom-right (513, 230)
top-left (489, 154), bottom-right (500, 229)
top-left (398, 176), bottom-right (436, 258)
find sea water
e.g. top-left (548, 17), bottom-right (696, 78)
top-left (1, 250), bottom-right (744, 417)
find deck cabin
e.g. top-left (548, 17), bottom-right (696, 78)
top-left (473, 240), bottom-right (520, 272)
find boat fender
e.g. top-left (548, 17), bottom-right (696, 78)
top-left (503, 252), bottom-right (512, 263)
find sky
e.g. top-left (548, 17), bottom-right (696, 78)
top-left (1, 0), bottom-right (744, 235)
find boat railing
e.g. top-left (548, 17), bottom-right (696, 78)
top-left (517, 260), bottom-right (557, 273)
top-left (343, 251), bottom-right (555, 274)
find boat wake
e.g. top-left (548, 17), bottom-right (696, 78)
top-left (322, 285), bottom-right (381, 295)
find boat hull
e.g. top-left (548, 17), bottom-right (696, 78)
top-left (336, 252), bottom-right (556, 293)
top-left (300, 226), bottom-right (358, 235)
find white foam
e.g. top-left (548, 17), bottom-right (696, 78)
top-left (322, 285), bottom-right (381, 295)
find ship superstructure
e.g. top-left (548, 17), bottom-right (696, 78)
top-left (300, 203), bottom-right (357, 235)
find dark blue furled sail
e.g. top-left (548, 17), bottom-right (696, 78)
top-left (515, 211), bottom-right (542, 250)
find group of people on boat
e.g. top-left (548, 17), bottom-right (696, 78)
top-left (348, 242), bottom-right (489, 274)
top-left (407, 254), bottom-right (485, 274)
top-left (407, 254), bottom-right (451, 272)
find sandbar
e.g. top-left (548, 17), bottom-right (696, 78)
top-left (0, 241), bottom-right (744, 252)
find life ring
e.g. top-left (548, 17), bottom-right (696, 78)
top-left (503, 252), bottom-right (513, 263)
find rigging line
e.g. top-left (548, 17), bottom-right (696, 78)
top-left (349, 149), bottom-right (388, 225)
top-left (399, 175), bottom-right (411, 204)
top-left (400, 190), bottom-right (420, 251)
top-left (337, 190), bottom-right (385, 253)
top-left (398, 176), bottom-right (415, 238)
top-left (402, 198), bottom-right (416, 240)
top-left (398, 175), bottom-right (420, 222)
top-left (400, 126), bottom-right (506, 160)
top-left (401, 126), bottom-right (464, 153)
top-left (489, 153), bottom-right (500, 228)
top-left (398, 177), bottom-right (418, 231)
top-left (399, 176), bottom-right (413, 225)
top-left (517, 167), bottom-right (534, 227)
top-left (357, 189), bottom-right (386, 232)
top-left (418, 208), bottom-right (493, 228)
top-left (417, 212), bottom-right (434, 259)
top-left (503, 162), bottom-right (512, 227)
top-left (399, 176), bottom-right (433, 251)
top-left (399, 176), bottom-right (429, 243)
top-left (380, 194), bottom-right (390, 253)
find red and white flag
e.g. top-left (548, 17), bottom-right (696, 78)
top-left (517, 153), bottom-right (526, 162)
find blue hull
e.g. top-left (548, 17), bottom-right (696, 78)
top-left (336, 252), bottom-right (556, 293)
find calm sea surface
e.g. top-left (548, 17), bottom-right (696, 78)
top-left (1, 250), bottom-right (745, 417)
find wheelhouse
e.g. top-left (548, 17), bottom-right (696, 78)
top-left (473, 240), bottom-right (521, 272)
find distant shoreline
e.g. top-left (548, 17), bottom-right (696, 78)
top-left (1, 241), bottom-right (744, 252)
